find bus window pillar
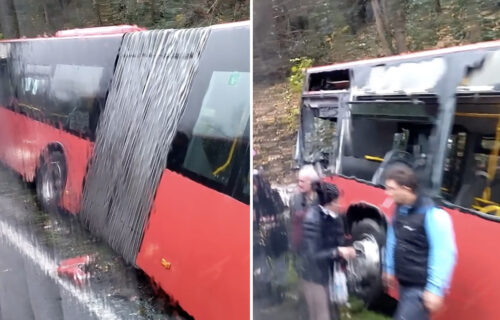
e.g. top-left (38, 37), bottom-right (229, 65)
top-left (431, 96), bottom-right (456, 195)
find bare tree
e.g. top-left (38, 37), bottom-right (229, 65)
top-left (435, 0), bottom-right (441, 13)
top-left (93, 0), bottom-right (123, 26)
top-left (388, 0), bottom-right (408, 53)
top-left (0, 0), bottom-right (20, 38)
top-left (371, 0), bottom-right (394, 54)
top-left (370, 0), bottom-right (409, 54)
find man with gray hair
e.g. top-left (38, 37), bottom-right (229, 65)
top-left (290, 165), bottom-right (320, 252)
top-left (289, 165), bottom-right (319, 319)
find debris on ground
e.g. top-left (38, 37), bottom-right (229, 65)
top-left (57, 254), bottom-right (94, 286)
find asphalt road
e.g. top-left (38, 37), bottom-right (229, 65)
top-left (0, 165), bottom-right (180, 320)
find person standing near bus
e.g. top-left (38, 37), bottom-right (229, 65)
top-left (289, 165), bottom-right (320, 319)
top-left (290, 165), bottom-right (319, 252)
top-left (299, 181), bottom-right (356, 320)
top-left (382, 163), bottom-right (457, 320)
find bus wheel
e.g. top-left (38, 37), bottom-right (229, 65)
top-left (36, 151), bottom-right (67, 213)
top-left (349, 219), bottom-right (386, 308)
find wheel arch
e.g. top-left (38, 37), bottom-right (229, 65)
top-left (35, 142), bottom-right (68, 183)
top-left (345, 202), bottom-right (388, 234)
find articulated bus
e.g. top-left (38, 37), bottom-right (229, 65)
top-left (297, 41), bottom-right (500, 319)
top-left (0, 22), bottom-right (250, 320)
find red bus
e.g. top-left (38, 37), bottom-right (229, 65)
top-left (0, 22), bottom-right (250, 320)
top-left (297, 41), bottom-right (500, 319)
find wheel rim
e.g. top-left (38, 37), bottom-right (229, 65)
top-left (41, 161), bottom-right (63, 204)
top-left (348, 234), bottom-right (381, 297)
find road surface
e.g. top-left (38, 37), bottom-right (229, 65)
top-left (0, 165), bottom-right (183, 320)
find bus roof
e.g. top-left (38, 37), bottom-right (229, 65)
top-left (0, 21), bottom-right (249, 44)
top-left (209, 20), bottom-right (250, 30)
top-left (54, 25), bottom-right (145, 37)
top-left (0, 25), bottom-right (145, 43)
top-left (307, 39), bottom-right (500, 74)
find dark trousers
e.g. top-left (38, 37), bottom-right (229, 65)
top-left (394, 286), bottom-right (430, 320)
top-left (301, 280), bottom-right (340, 320)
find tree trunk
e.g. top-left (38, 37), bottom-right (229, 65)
top-left (388, 0), bottom-right (408, 53)
top-left (43, 3), bottom-right (50, 25)
top-left (0, 0), bottom-right (20, 38)
top-left (41, 0), bottom-right (58, 33)
top-left (93, 0), bottom-right (122, 25)
top-left (92, 0), bottom-right (103, 25)
top-left (435, 0), bottom-right (441, 13)
top-left (371, 0), bottom-right (394, 54)
top-left (151, 0), bottom-right (160, 26)
top-left (380, 0), bottom-right (390, 32)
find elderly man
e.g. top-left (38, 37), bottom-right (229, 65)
top-left (290, 165), bottom-right (319, 252)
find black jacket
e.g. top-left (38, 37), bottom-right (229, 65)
top-left (298, 205), bottom-right (345, 285)
top-left (394, 196), bottom-right (432, 287)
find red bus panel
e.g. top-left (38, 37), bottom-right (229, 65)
top-left (330, 175), bottom-right (500, 320)
top-left (136, 169), bottom-right (250, 320)
top-left (434, 206), bottom-right (500, 320)
top-left (326, 175), bottom-right (396, 216)
top-left (0, 107), bottom-right (91, 213)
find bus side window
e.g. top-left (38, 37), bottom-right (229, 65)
top-left (182, 72), bottom-right (249, 191)
top-left (443, 104), bottom-right (500, 215)
top-left (442, 51), bottom-right (500, 215)
top-left (0, 60), bottom-right (11, 107)
top-left (49, 64), bottom-right (104, 138)
top-left (231, 124), bottom-right (250, 203)
top-left (17, 76), bottom-right (38, 117)
top-left (167, 71), bottom-right (250, 204)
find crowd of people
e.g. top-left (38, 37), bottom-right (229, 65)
top-left (253, 163), bottom-right (457, 320)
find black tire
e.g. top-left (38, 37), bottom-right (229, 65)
top-left (36, 151), bottom-right (67, 213)
top-left (351, 218), bottom-right (386, 307)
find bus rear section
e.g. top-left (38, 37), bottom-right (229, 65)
top-left (298, 42), bottom-right (500, 319)
top-left (0, 34), bottom-right (123, 214)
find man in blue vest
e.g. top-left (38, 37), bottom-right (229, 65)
top-left (382, 163), bottom-right (457, 320)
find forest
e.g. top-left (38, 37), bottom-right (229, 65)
top-left (254, 0), bottom-right (500, 81)
top-left (254, 0), bottom-right (500, 184)
top-left (0, 0), bottom-right (249, 38)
